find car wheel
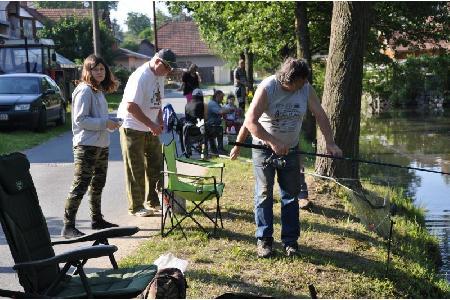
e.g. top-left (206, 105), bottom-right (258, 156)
top-left (56, 104), bottom-right (66, 126)
top-left (35, 108), bottom-right (47, 132)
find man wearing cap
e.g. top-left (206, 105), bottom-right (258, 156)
top-left (118, 49), bottom-right (176, 217)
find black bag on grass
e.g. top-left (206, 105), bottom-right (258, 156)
top-left (138, 268), bottom-right (187, 299)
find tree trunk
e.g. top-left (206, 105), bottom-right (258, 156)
top-left (244, 49), bottom-right (254, 92)
top-left (315, 2), bottom-right (372, 180)
top-left (295, 1), bottom-right (316, 142)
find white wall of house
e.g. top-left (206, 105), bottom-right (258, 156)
top-left (0, 2), bottom-right (8, 22)
top-left (177, 55), bottom-right (225, 68)
top-left (214, 65), bottom-right (231, 84)
top-left (115, 57), bottom-right (148, 71)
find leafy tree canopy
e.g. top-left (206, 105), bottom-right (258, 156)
top-left (167, 1), bottom-right (448, 69)
top-left (37, 16), bottom-right (116, 65)
top-left (125, 12), bottom-right (151, 36)
top-left (168, 1), bottom-right (296, 71)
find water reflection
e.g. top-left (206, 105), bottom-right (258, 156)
top-left (360, 108), bottom-right (450, 279)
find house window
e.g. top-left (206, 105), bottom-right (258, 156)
top-left (22, 18), bottom-right (34, 39)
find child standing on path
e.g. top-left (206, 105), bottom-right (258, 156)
top-left (61, 54), bottom-right (120, 239)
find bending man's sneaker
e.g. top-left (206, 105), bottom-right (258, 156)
top-left (129, 208), bottom-right (154, 217)
top-left (61, 225), bottom-right (85, 239)
top-left (92, 218), bottom-right (119, 230)
top-left (285, 244), bottom-right (299, 257)
top-left (256, 238), bottom-right (273, 258)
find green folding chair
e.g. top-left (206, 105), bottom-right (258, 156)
top-left (0, 152), bottom-right (157, 298)
top-left (161, 139), bottom-right (225, 239)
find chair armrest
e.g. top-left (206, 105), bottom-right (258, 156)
top-left (13, 245), bottom-right (117, 270)
top-left (162, 170), bottom-right (216, 181)
top-left (51, 226), bottom-right (139, 246)
top-left (177, 157), bottom-right (225, 169)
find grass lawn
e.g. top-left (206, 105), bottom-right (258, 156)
top-left (119, 154), bottom-right (450, 298)
top-left (0, 113), bottom-right (71, 155)
top-left (0, 92), bottom-right (122, 155)
top-left (106, 92), bottom-right (123, 111)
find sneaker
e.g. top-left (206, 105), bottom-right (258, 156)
top-left (92, 218), bottom-right (119, 230)
top-left (61, 225), bottom-right (85, 239)
top-left (256, 238), bottom-right (273, 258)
top-left (299, 198), bottom-right (311, 210)
top-left (285, 245), bottom-right (299, 257)
top-left (129, 208), bottom-right (154, 217)
top-left (144, 202), bottom-right (162, 212)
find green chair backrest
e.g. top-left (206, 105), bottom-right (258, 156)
top-left (0, 153), bottom-right (59, 293)
top-left (163, 140), bottom-right (181, 188)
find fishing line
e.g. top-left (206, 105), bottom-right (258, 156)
top-left (229, 142), bottom-right (450, 176)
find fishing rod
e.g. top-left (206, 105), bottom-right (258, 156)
top-left (229, 142), bottom-right (450, 176)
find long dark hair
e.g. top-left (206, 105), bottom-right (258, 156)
top-left (78, 54), bottom-right (119, 93)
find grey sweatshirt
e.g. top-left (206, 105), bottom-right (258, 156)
top-left (71, 83), bottom-right (109, 148)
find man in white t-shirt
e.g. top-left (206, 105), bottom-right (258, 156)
top-left (118, 49), bottom-right (176, 217)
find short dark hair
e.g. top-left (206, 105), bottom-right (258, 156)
top-left (212, 89), bottom-right (224, 101)
top-left (275, 57), bottom-right (310, 85)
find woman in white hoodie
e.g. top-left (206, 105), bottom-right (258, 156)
top-left (61, 54), bottom-right (120, 239)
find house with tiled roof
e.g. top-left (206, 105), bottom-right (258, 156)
top-left (157, 20), bottom-right (231, 84)
top-left (26, 8), bottom-right (92, 24)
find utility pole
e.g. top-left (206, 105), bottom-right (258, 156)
top-left (153, 0), bottom-right (158, 51)
top-left (92, 1), bottom-right (101, 56)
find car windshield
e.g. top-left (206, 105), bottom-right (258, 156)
top-left (0, 77), bottom-right (40, 94)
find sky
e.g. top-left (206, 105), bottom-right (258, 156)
top-left (109, 0), bottom-right (168, 32)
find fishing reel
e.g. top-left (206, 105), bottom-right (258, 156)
top-left (262, 153), bottom-right (287, 169)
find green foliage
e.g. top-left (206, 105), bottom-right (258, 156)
top-left (125, 12), bottom-right (151, 36)
top-left (168, 1), bottom-right (296, 71)
top-left (311, 61), bottom-right (326, 98)
top-left (37, 16), bottom-right (116, 65)
top-left (120, 36), bottom-right (139, 52)
top-left (138, 27), bottom-right (153, 40)
top-left (168, 2), bottom-right (448, 70)
top-left (111, 67), bottom-right (131, 91)
top-left (363, 55), bottom-right (450, 107)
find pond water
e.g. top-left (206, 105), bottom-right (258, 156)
top-left (359, 108), bottom-right (450, 280)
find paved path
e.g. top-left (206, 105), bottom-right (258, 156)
top-left (0, 86), bottom-right (229, 293)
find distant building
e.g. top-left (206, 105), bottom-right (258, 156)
top-left (382, 37), bottom-right (450, 61)
top-left (0, 2), bottom-right (44, 39)
top-left (138, 39), bottom-right (156, 58)
top-left (157, 20), bottom-right (231, 84)
top-left (114, 48), bottom-right (151, 71)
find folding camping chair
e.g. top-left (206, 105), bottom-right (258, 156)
top-left (0, 152), bottom-right (157, 298)
top-left (161, 138), bottom-right (225, 239)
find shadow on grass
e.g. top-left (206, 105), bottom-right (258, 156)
top-left (186, 269), bottom-right (303, 298)
top-left (308, 203), bottom-right (360, 223)
top-left (301, 218), bottom-right (384, 247)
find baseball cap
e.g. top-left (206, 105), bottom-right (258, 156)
top-left (156, 49), bottom-right (177, 69)
top-left (192, 88), bottom-right (203, 97)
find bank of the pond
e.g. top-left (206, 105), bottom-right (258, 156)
top-left (119, 158), bottom-right (450, 298)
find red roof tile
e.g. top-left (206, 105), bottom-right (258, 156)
top-left (36, 9), bottom-right (92, 22)
top-left (157, 21), bottom-right (213, 56)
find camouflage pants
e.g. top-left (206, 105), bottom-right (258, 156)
top-left (119, 127), bottom-right (162, 213)
top-left (64, 145), bottom-right (109, 226)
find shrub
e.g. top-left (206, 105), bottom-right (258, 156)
top-left (363, 55), bottom-right (449, 107)
top-left (111, 66), bottom-right (131, 91)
